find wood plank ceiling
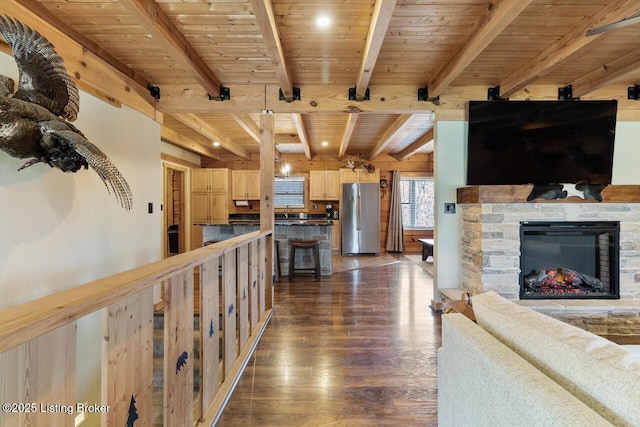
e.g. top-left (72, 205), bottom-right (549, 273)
top-left (1, 0), bottom-right (640, 161)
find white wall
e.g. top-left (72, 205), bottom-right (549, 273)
top-left (612, 122), bottom-right (640, 184)
top-left (0, 52), bottom-right (162, 307)
top-left (433, 121), bottom-right (466, 299)
top-left (0, 52), bottom-right (162, 422)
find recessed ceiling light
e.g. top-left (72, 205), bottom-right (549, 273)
top-left (321, 141), bottom-right (329, 147)
top-left (316, 14), bottom-right (331, 28)
top-left (213, 141), bottom-right (220, 147)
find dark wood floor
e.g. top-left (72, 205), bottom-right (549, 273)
top-left (217, 256), bottom-right (441, 426)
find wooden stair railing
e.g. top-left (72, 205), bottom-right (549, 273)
top-left (0, 230), bottom-right (274, 427)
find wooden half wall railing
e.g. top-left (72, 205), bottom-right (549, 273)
top-left (0, 230), bottom-right (275, 427)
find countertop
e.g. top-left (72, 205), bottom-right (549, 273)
top-left (221, 219), bottom-right (334, 226)
top-left (224, 213), bottom-right (337, 226)
top-left (194, 214), bottom-right (338, 226)
top-left (275, 220), bottom-right (333, 226)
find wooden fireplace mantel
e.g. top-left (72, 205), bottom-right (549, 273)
top-left (457, 185), bottom-right (640, 204)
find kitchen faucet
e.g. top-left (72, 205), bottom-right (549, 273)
top-left (284, 205), bottom-right (290, 219)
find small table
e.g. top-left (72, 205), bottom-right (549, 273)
top-left (418, 238), bottom-right (434, 261)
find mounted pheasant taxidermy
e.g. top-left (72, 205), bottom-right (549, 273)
top-left (0, 16), bottom-right (133, 211)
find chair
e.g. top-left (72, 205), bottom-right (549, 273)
top-left (289, 240), bottom-right (320, 280)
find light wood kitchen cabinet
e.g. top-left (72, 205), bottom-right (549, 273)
top-left (309, 170), bottom-right (340, 200)
top-left (191, 192), bottom-right (228, 224)
top-left (231, 170), bottom-right (260, 200)
top-left (331, 220), bottom-right (341, 253)
top-left (191, 168), bottom-right (230, 249)
top-left (192, 168), bottom-right (229, 192)
top-left (339, 168), bottom-right (380, 184)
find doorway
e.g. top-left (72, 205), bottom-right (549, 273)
top-left (163, 164), bottom-right (187, 258)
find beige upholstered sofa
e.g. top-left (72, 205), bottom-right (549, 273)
top-left (438, 291), bottom-right (640, 427)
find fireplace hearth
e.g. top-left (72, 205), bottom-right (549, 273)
top-left (520, 221), bottom-right (620, 299)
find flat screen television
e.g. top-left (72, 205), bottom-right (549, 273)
top-left (466, 100), bottom-right (618, 185)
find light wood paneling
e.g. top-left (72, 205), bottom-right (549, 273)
top-left (102, 289), bottom-right (153, 427)
top-left (249, 241), bottom-right (260, 334)
top-left (259, 237), bottom-right (267, 314)
top-left (0, 324), bottom-right (75, 427)
top-left (0, 230), bottom-right (274, 427)
top-left (237, 245), bottom-right (250, 350)
top-left (222, 251), bottom-right (237, 376)
top-left (164, 270), bottom-right (194, 427)
top-left (200, 257), bottom-right (220, 409)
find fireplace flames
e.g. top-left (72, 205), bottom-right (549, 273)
top-left (523, 268), bottom-right (606, 295)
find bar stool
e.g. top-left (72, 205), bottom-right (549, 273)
top-left (289, 240), bottom-right (320, 280)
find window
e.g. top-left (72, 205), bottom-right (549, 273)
top-left (274, 177), bottom-right (305, 208)
top-left (400, 177), bottom-right (434, 229)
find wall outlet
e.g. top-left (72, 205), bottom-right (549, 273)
top-left (444, 203), bottom-right (456, 214)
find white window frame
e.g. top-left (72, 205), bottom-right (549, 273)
top-left (400, 176), bottom-right (435, 230)
top-left (274, 177), bottom-right (305, 208)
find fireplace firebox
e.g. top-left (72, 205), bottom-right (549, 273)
top-left (519, 221), bottom-right (620, 299)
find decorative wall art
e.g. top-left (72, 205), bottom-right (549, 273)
top-left (345, 156), bottom-right (375, 173)
top-left (0, 16), bottom-right (133, 211)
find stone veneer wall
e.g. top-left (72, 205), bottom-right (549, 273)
top-left (274, 225), bottom-right (332, 276)
top-left (460, 203), bottom-right (640, 300)
top-left (203, 224), bottom-right (332, 276)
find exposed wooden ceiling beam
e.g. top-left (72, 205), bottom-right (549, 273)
top-left (338, 114), bottom-right (358, 160)
top-left (291, 114), bottom-right (311, 160)
top-left (0, 1), bottom-right (157, 118)
top-left (231, 113), bottom-right (261, 144)
top-left (157, 84), bottom-right (469, 114)
top-left (14, 0), bottom-right (153, 103)
top-left (500, 0), bottom-right (640, 97)
top-left (1, 42), bottom-right (126, 109)
top-left (427, 0), bottom-right (532, 99)
top-left (570, 47), bottom-right (640, 97)
top-left (250, 0), bottom-right (294, 101)
top-left (160, 126), bottom-right (221, 160)
top-left (155, 83), bottom-right (640, 118)
top-left (391, 129), bottom-right (433, 161)
top-left (171, 113), bottom-right (250, 159)
top-left (354, 0), bottom-right (398, 101)
top-left (368, 114), bottom-right (414, 160)
top-left (119, 0), bottom-right (224, 100)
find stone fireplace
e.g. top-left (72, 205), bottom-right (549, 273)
top-left (457, 185), bottom-right (640, 301)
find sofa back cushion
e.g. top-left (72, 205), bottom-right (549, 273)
top-left (439, 314), bottom-right (613, 427)
top-left (473, 291), bottom-right (640, 427)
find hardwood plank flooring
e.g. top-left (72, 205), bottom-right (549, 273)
top-left (217, 256), bottom-right (441, 426)
top-left (331, 253), bottom-right (402, 273)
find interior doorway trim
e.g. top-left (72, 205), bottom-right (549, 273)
top-left (162, 161), bottom-right (189, 258)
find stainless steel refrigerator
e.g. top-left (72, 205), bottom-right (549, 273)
top-left (341, 182), bottom-right (380, 256)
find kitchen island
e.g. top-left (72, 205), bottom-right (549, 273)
top-left (201, 215), bottom-right (333, 276)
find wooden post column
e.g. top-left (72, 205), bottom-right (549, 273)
top-left (259, 113), bottom-right (275, 310)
